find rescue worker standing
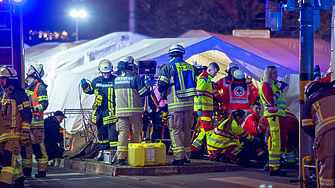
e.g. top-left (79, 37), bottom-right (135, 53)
top-left (213, 62), bottom-right (239, 115)
top-left (0, 66), bottom-right (31, 188)
top-left (259, 65), bottom-right (287, 176)
top-left (81, 59), bottom-right (118, 161)
top-left (302, 80), bottom-right (335, 188)
top-left (221, 70), bottom-right (257, 116)
top-left (114, 56), bottom-right (151, 165)
top-left (22, 62), bottom-right (49, 178)
top-left (190, 62), bottom-right (220, 159)
top-left (158, 44), bottom-right (197, 166)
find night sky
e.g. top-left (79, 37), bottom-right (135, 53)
top-left (22, 0), bottom-right (129, 45)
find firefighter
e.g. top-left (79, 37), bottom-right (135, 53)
top-left (158, 44), bottom-right (197, 166)
top-left (213, 62), bottom-right (239, 115)
top-left (221, 69), bottom-right (257, 116)
top-left (302, 80), bottom-right (335, 188)
top-left (81, 59), bottom-right (118, 161)
top-left (259, 65), bottom-right (287, 176)
top-left (207, 110), bottom-right (259, 164)
top-left (114, 56), bottom-right (151, 165)
top-left (22, 62), bottom-right (49, 178)
top-left (242, 101), bottom-right (266, 138)
top-left (0, 66), bottom-right (31, 188)
top-left (190, 62), bottom-right (220, 159)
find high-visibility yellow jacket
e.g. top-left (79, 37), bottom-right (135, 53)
top-left (259, 79), bottom-right (285, 117)
top-left (194, 70), bottom-right (213, 120)
top-left (207, 119), bottom-right (254, 150)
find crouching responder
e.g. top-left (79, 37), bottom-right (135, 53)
top-left (114, 56), bottom-right (151, 165)
top-left (158, 44), bottom-right (197, 166)
top-left (22, 62), bottom-right (49, 178)
top-left (0, 66), bottom-right (31, 188)
top-left (44, 110), bottom-right (67, 160)
top-left (242, 101), bottom-right (266, 138)
top-left (302, 80), bottom-right (335, 188)
top-left (81, 59), bottom-right (118, 161)
top-left (190, 62), bottom-right (220, 159)
top-left (207, 110), bottom-right (260, 164)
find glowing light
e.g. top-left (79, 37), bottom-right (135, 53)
top-left (62, 31), bottom-right (67, 36)
top-left (13, 0), bottom-right (23, 3)
top-left (70, 10), bottom-right (87, 18)
top-left (0, 0), bottom-right (4, 3)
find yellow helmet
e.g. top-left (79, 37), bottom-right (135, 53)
top-left (31, 62), bottom-right (44, 78)
top-left (0, 66), bottom-right (18, 79)
top-left (98, 59), bottom-right (113, 73)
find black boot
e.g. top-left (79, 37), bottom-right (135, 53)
top-left (35, 171), bottom-right (46, 178)
top-left (172, 159), bottom-right (184, 166)
top-left (22, 168), bottom-right (32, 177)
top-left (95, 150), bottom-right (104, 161)
top-left (14, 176), bottom-right (25, 188)
top-left (269, 169), bottom-right (287, 176)
top-left (117, 159), bottom-right (126, 166)
top-left (190, 151), bottom-right (199, 159)
top-left (0, 182), bottom-right (11, 188)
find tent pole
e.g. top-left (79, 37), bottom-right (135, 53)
top-left (331, 6), bottom-right (335, 82)
top-left (298, 2), bottom-right (315, 188)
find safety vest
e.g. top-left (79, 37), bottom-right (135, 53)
top-left (259, 79), bottom-right (286, 117)
top-left (32, 82), bottom-right (44, 117)
top-left (194, 70), bottom-right (213, 120)
top-left (207, 119), bottom-right (253, 150)
top-left (170, 58), bottom-right (197, 99)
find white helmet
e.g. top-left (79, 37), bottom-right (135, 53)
top-left (168, 44), bottom-right (185, 57)
top-left (117, 56), bottom-right (137, 71)
top-left (98, 59), bottom-right (113, 73)
top-left (226, 62), bottom-right (239, 73)
top-left (31, 62), bottom-right (44, 78)
top-left (233, 69), bottom-right (245, 80)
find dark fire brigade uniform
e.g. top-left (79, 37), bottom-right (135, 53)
top-left (0, 86), bottom-right (31, 186)
top-left (114, 72), bottom-right (150, 161)
top-left (81, 75), bottom-right (118, 150)
top-left (158, 58), bottom-right (197, 162)
top-left (302, 87), bottom-right (335, 188)
top-left (22, 80), bottom-right (49, 175)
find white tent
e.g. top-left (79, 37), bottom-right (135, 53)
top-left (47, 36), bottom-right (300, 132)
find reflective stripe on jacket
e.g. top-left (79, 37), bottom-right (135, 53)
top-left (158, 59), bottom-right (195, 112)
top-left (259, 79), bottom-right (285, 117)
top-left (0, 86), bottom-right (32, 142)
top-left (207, 119), bottom-right (254, 150)
top-left (242, 108), bottom-right (267, 137)
top-left (114, 72), bottom-right (150, 117)
top-left (81, 75), bottom-right (117, 124)
top-left (194, 70), bottom-right (213, 117)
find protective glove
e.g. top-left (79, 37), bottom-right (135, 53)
top-left (278, 81), bottom-right (288, 90)
top-left (147, 79), bottom-right (157, 87)
top-left (21, 132), bottom-right (30, 146)
top-left (94, 95), bottom-right (103, 107)
top-left (81, 78), bottom-right (87, 85)
top-left (198, 111), bottom-right (203, 117)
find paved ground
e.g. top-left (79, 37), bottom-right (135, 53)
top-left (26, 165), bottom-right (299, 188)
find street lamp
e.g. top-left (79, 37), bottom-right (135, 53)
top-left (70, 10), bottom-right (86, 41)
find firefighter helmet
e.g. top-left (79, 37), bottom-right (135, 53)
top-left (117, 56), bottom-right (135, 71)
top-left (31, 62), bottom-right (45, 78)
top-left (98, 59), bottom-right (113, 73)
top-left (168, 44), bottom-right (185, 57)
top-left (304, 80), bottom-right (335, 98)
top-left (226, 62), bottom-right (239, 73)
top-left (0, 66), bottom-right (18, 79)
top-left (233, 69), bottom-right (245, 80)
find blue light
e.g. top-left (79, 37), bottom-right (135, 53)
top-left (13, 0), bottom-right (23, 3)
